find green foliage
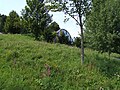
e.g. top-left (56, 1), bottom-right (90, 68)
top-left (4, 11), bottom-right (21, 34)
top-left (73, 37), bottom-right (81, 48)
top-left (58, 30), bottom-right (71, 45)
top-left (21, 0), bottom-right (52, 40)
top-left (44, 21), bottom-right (60, 42)
top-left (85, 0), bottom-right (120, 54)
top-left (0, 14), bottom-right (7, 33)
top-left (0, 34), bottom-right (120, 89)
top-left (47, 21), bottom-right (60, 32)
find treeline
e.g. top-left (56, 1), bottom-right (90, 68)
top-left (0, 0), bottom-right (74, 45)
top-left (0, 0), bottom-right (58, 42)
top-left (0, 14), bottom-right (7, 33)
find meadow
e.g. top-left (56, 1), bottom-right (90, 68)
top-left (0, 34), bottom-right (120, 90)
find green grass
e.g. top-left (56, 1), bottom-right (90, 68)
top-left (0, 34), bottom-right (120, 90)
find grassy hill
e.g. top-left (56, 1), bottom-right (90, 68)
top-left (0, 34), bottom-right (120, 90)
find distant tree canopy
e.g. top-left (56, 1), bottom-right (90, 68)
top-left (0, 14), bottom-right (7, 33)
top-left (47, 21), bottom-right (60, 32)
top-left (44, 21), bottom-right (60, 42)
top-left (44, 21), bottom-right (73, 45)
top-left (57, 30), bottom-right (70, 45)
top-left (21, 0), bottom-right (52, 40)
top-left (85, 0), bottom-right (120, 54)
top-left (73, 37), bottom-right (81, 48)
top-left (4, 10), bottom-right (21, 34)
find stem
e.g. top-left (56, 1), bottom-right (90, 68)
top-left (78, 12), bottom-right (84, 65)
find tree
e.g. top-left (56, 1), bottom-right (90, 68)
top-left (46, 0), bottom-right (91, 64)
top-left (21, 0), bottom-right (52, 40)
top-left (4, 10), bottom-right (21, 34)
top-left (47, 21), bottom-right (60, 32)
top-left (85, 0), bottom-right (120, 55)
top-left (0, 14), bottom-right (7, 33)
top-left (44, 21), bottom-right (60, 42)
top-left (57, 30), bottom-right (71, 45)
top-left (73, 37), bottom-right (81, 48)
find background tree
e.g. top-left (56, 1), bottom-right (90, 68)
top-left (4, 10), bottom-right (21, 34)
top-left (47, 0), bottom-right (91, 64)
top-left (73, 37), bottom-right (81, 48)
top-left (58, 30), bottom-right (70, 45)
top-left (44, 21), bottom-right (60, 42)
top-left (47, 21), bottom-right (60, 32)
top-left (85, 0), bottom-right (120, 55)
top-left (0, 14), bottom-right (7, 33)
top-left (21, 0), bottom-right (52, 40)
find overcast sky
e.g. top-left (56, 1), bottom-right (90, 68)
top-left (0, 0), bottom-right (80, 38)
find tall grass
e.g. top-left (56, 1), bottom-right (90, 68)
top-left (0, 34), bottom-right (120, 89)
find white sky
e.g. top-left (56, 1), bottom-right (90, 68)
top-left (0, 0), bottom-right (80, 38)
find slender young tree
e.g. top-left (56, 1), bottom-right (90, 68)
top-left (46, 0), bottom-right (91, 64)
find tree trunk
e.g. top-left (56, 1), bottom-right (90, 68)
top-left (80, 26), bottom-right (84, 65)
top-left (79, 15), bottom-right (84, 65)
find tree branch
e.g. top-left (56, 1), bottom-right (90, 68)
top-left (65, 10), bottom-right (80, 26)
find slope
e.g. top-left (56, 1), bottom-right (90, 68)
top-left (0, 34), bottom-right (120, 89)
